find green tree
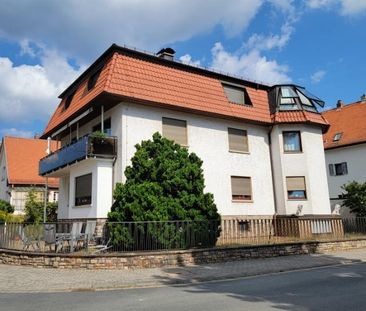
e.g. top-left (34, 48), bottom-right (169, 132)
top-left (108, 132), bottom-right (220, 249)
top-left (0, 199), bottom-right (14, 213)
top-left (24, 189), bottom-right (58, 223)
top-left (342, 181), bottom-right (366, 216)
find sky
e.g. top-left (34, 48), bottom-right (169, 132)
top-left (0, 0), bottom-right (365, 139)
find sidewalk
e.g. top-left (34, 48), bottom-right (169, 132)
top-left (2, 248), bottom-right (366, 293)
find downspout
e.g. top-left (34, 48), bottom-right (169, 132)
top-left (101, 105), bottom-right (104, 133)
top-left (268, 125), bottom-right (278, 215)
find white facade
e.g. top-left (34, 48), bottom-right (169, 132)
top-left (51, 101), bottom-right (331, 220)
top-left (271, 124), bottom-right (331, 215)
top-left (325, 143), bottom-right (366, 215)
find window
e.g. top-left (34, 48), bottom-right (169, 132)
top-left (228, 128), bottom-right (248, 153)
top-left (87, 68), bottom-right (102, 91)
top-left (75, 173), bottom-right (92, 206)
top-left (63, 91), bottom-right (75, 111)
top-left (283, 131), bottom-right (302, 152)
top-left (286, 177), bottom-right (306, 200)
top-left (223, 84), bottom-right (252, 106)
top-left (231, 176), bottom-right (252, 201)
top-left (329, 162), bottom-right (348, 176)
top-left (333, 132), bottom-right (343, 142)
top-left (162, 117), bottom-right (187, 145)
top-left (93, 118), bottom-right (112, 136)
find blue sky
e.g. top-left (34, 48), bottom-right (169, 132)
top-left (0, 0), bottom-right (365, 139)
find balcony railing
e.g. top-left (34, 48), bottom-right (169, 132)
top-left (39, 135), bottom-right (117, 176)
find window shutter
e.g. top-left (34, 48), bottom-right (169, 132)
top-left (228, 128), bottom-right (248, 152)
top-left (329, 164), bottom-right (335, 176)
top-left (162, 118), bottom-right (187, 145)
top-left (231, 177), bottom-right (252, 197)
top-left (223, 85), bottom-right (245, 105)
top-left (342, 162), bottom-right (348, 175)
top-left (286, 177), bottom-right (306, 191)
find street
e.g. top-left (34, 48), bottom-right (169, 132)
top-left (2, 262), bottom-right (366, 311)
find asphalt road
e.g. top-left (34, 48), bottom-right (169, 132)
top-left (2, 263), bottom-right (366, 311)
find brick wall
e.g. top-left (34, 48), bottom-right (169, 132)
top-left (1, 238), bottom-right (366, 270)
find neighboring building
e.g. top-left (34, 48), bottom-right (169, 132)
top-left (0, 137), bottom-right (59, 214)
top-left (323, 97), bottom-right (366, 216)
top-left (39, 44), bottom-right (331, 221)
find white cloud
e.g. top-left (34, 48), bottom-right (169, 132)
top-left (0, 48), bottom-right (83, 124)
top-left (0, 128), bottom-right (33, 138)
top-left (210, 42), bottom-right (290, 85)
top-left (179, 54), bottom-right (201, 66)
top-left (0, 0), bottom-right (263, 62)
top-left (246, 23), bottom-right (294, 51)
top-left (306, 0), bottom-right (366, 15)
top-left (311, 70), bottom-right (326, 83)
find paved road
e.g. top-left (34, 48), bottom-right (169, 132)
top-left (2, 249), bottom-right (366, 293)
top-left (2, 262), bottom-right (366, 311)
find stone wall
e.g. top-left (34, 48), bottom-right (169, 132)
top-left (1, 238), bottom-right (366, 270)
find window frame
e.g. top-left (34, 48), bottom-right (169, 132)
top-left (231, 176), bottom-right (253, 202)
top-left (228, 127), bottom-right (249, 154)
top-left (282, 131), bottom-right (302, 153)
top-left (222, 83), bottom-right (252, 106)
top-left (334, 162), bottom-right (348, 176)
top-left (74, 173), bottom-right (92, 207)
top-left (162, 117), bottom-right (188, 146)
top-left (333, 132), bottom-right (343, 142)
top-left (286, 176), bottom-right (307, 200)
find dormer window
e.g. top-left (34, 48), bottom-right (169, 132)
top-left (63, 91), bottom-right (75, 111)
top-left (223, 83), bottom-right (252, 106)
top-left (87, 67), bottom-right (102, 91)
top-left (333, 132), bottom-right (343, 142)
top-left (273, 85), bottom-right (325, 113)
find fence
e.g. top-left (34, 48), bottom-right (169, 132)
top-left (0, 217), bottom-right (364, 254)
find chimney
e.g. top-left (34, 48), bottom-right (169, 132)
top-left (33, 133), bottom-right (40, 139)
top-left (336, 99), bottom-right (344, 109)
top-left (361, 94), bottom-right (366, 103)
top-left (156, 48), bottom-right (175, 61)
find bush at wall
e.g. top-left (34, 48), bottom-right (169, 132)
top-left (24, 189), bottom-right (58, 223)
top-left (342, 181), bottom-right (366, 217)
top-left (108, 132), bottom-right (221, 249)
top-left (0, 199), bottom-right (14, 214)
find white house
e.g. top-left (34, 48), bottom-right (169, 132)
top-left (0, 137), bottom-right (59, 214)
top-left (322, 97), bottom-right (366, 216)
top-left (39, 45), bottom-right (331, 221)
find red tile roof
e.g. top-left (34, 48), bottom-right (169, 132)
top-left (42, 45), bottom-right (328, 137)
top-left (322, 101), bottom-right (366, 149)
top-left (2, 137), bottom-right (59, 187)
top-left (272, 111), bottom-right (329, 127)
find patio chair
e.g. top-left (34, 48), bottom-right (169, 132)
top-left (21, 225), bottom-right (42, 251)
top-left (91, 237), bottom-right (112, 253)
top-left (84, 220), bottom-right (97, 248)
top-left (44, 224), bottom-right (65, 253)
top-left (56, 222), bottom-right (84, 252)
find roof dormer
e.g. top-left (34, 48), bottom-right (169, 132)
top-left (270, 84), bottom-right (325, 113)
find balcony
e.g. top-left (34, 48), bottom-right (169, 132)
top-left (39, 135), bottom-right (117, 176)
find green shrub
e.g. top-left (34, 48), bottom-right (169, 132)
top-left (24, 189), bottom-right (58, 223)
top-left (0, 210), bottom-right (24, 223)
top-left (342, 181), bottom-right (366, 217)
top-left (108, 132), bottom-right (220, 249)
top-left (0, 199), bottom-right (14, 213)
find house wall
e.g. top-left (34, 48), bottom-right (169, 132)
top-left (58, 158), bottom-right (113, 220)
top-left (325, 143), bottom-right (366, 215)
top-left (118, 102), bottom-right (276, 216)
top-left (0, 146), bottom-right (10, 203)
top-left (270, 124), bottom-right (331, 215)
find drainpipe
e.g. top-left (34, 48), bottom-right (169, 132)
top-left (44, 137), bottom-right (51, 223)
top-left (101, 105), bottom-right (104, 133)
top-left (268, 126), bottom-right (278, 215)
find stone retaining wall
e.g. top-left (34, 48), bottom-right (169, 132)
top-left (1, 238), bottom-right (366, 270)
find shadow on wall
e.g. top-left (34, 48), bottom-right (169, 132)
top-left (152, 249), bottom-right (366, 310)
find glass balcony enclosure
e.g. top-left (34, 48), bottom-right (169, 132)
top-left (39, 135), bottom-right (117, 176)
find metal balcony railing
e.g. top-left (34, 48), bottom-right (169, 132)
top-left (39, 135), bottom-right (117, 176)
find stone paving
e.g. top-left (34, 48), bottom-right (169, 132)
top-left (1, 248), bottom-right (366, 293)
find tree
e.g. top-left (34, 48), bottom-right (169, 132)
top-left (24, 189), bottom-right (58, 223)
top-left (342, 181), bottom-right (366, 217)
top-left (108, 132), bottom-right (220, 249)
top-left (0, 199), bottom-right (14, 213)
